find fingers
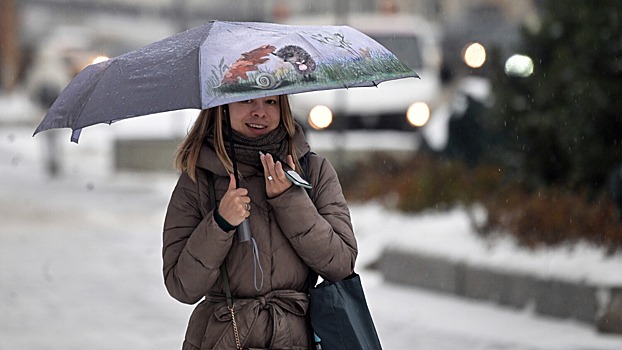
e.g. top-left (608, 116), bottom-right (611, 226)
top-left (260, 153), bottom-right (279, 181)
top-left (285, 155), bottom-right (295, 171)
top-left (228, 173), bottom-right (237, 191)
top-left (260, 152), bottom-right (293, 198)
top-left (260, 153), bottom-right (291, 180)
top-left (272, 156), bottom-right (293, 183)
top-left (226, 173), bottom-right (248, 197)
top-left (218, 173), bottom-right (251, 226)
top-left (260, 152), bottom-right (270, 178)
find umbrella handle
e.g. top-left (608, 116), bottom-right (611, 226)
top-left (237, 219), bottom-right (252, 242)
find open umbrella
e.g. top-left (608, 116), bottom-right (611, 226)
top-left (32, 20), bottom-right (420, 243)
top-left (33, 20), bottom-right (418, 143)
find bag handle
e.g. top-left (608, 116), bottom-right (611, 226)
top-left (206, 171), bottom-right (242, 348)
top-left (205, 171), bottom-right (235, 309)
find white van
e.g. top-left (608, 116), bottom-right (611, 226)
top-left (285, 13), bottom-right (442, 131)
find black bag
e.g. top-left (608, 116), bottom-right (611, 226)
top-left (300, 153), bottom-right (381, 349)
top-left (308, 273), bottom-right (383, 350)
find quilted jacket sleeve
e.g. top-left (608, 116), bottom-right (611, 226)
top-left (268, 154), bottom-right (357, 282)
top-left (162, 171), bottom-right (234, 304)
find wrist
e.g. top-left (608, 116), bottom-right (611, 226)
top-left (213, 209), bottom-right (237, 231)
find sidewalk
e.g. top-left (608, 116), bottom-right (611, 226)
top-left (3, 124), bottom-right (622, 349)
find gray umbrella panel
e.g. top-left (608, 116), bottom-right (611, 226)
top-left (34, 23), bottom-right (213, 141)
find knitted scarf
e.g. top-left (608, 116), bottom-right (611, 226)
top-left (207, 124), bottom-right (289, 169)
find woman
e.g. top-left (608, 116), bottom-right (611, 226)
top-left (162, 94), bottom-right (357, 350)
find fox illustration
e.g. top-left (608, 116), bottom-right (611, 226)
top-left (221, 44), bottom-right (276, 84)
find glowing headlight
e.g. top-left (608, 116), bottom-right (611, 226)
top-left (308, 105), bottom-right (333, 130)
top-left (463, 42), bottom-right (486, 68)
top-left (505, 54), bottom-right (534, 77)
top-left (406, 102), bottom-right (430, 127)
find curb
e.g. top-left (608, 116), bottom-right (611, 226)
top-left (380, 248), bottom-right (622, 334)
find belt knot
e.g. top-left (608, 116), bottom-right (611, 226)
top-left (257, 295), bottom-right (268, 309)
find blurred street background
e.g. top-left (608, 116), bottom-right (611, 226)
top-left (2, 0), bottom-right (622, 349)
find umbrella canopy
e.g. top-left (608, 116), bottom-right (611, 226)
top-left (33, 20), bottom-right (419, 142)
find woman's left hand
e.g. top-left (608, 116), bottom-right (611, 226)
top-left (260, 153), bottom-right (294, 198)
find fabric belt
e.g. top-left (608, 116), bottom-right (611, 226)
top-left (206, 290), bottom-right (309, 349)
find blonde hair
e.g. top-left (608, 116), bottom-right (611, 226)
top-left (174, 95), bottom-right (301, 182)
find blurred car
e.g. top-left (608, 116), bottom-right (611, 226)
top-left (285, 13), bottom-right (443, 132)
top-left (439, 4), bottom-right (523, 82)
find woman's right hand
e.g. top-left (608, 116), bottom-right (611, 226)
top-left (217, 174), bottom-right (251, 226)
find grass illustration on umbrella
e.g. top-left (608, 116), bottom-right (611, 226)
top-left (208, 32), bottom-right (412, 95)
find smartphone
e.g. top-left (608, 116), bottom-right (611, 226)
top-left (260, 151), bottom-right (312, 189)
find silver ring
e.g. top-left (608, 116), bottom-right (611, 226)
top-left (267, 175), bottom-right (274, 181)
top-left (244, 203), bottom-right (251, 211)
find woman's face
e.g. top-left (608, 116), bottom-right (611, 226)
top-left (228, 97), bottom-right (281, 138)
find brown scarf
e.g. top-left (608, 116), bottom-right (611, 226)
top-left (207, 124), bottom-right (289, 169)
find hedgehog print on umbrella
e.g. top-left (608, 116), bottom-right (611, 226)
top-left (273, 45), bottom-right (316, 81)
top-left (219, 44), bottom-right (318, 91)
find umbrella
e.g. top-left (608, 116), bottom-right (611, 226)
top-left (33, 20), bottom-right (419, 143)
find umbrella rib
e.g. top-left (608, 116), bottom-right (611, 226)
top-left (71, 60), bottom-right (118, 130)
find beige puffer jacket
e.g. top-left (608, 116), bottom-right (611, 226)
top-left (162, 129), bottom-right (357, 350)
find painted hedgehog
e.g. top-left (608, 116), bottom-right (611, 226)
top-left (274, 45), bottom-right (316, 80)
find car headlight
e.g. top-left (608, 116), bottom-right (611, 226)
top-left (308, 105), bottom-right (333, 130)
top-left (406, 102), bottom-right (430, 127)
top-left (463, 42), bottom-right (486, 68)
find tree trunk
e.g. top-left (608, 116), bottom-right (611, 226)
top-left (0, 0), bottom-right (21, 91)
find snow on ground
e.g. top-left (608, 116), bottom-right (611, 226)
top-left (352, 203), bottom-right (622, 287)
top-left (2, 122), bottom-right (622, 349)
